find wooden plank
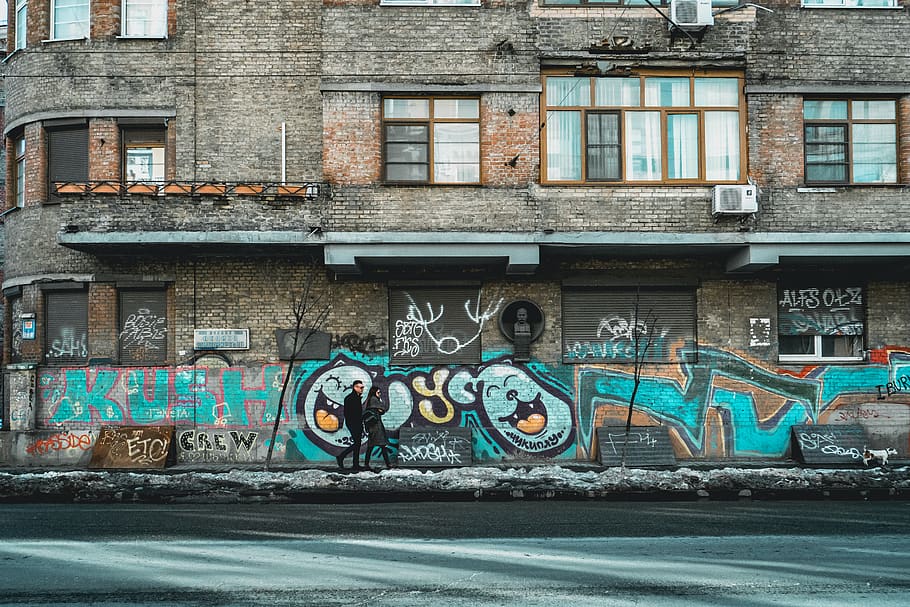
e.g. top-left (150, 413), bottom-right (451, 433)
top-left (397, 427), bottom-right (473, 467)
top-left (89, 426), bottom-right (174, 470)
top-left (791, 424), bottom-right (867, 465)
top-left (597, 426), bottom-right (677, 467)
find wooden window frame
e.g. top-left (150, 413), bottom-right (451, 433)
top-left (381, 96), bottom-right (481, 186)
top-left (541, 70), bottom-right (747, 186)
top-left (14, 135), bottom-right (26, 208)
top-left (540, 0), bottom-right (739, 5)
top-left (803, 98), bottom-right (898, 186)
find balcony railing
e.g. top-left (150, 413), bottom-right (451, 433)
top-left (52, 181), bottom-right (326, 200)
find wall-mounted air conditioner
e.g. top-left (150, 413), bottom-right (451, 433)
top-left (670, 0), bottom-right (714, 28)
top-left (712, 185), bottom-right (758, 215)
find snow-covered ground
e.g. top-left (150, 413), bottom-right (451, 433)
top-left (1, 464), bottom-right (908, 502)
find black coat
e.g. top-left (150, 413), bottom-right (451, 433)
top-left (343, 389), bottom-right (363, 433)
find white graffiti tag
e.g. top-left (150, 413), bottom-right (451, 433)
top-left (398, 290), bottom-right (503, 357)
top-left (120, 308), bottom-right (167, 349)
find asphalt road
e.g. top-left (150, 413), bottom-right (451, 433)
top-left (1, 501), bottom-right (909, 606)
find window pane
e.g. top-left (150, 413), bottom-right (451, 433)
top-left (386, 164), bottom-right (428, 181)
top-left (53, 0), bottom-right (89, 39)
top-left (705, 111), bottom-right (740, 180)
top-left (694, 78), bottom-right (738, 107)
top-left (124, 0), bottom-right (167, 37)
top-left (805, 125), bottom-right (846, 144)
top-left (852, 123), bottom-right (897, 183)
top-left (386, 124), bottom-right (428, 142)
top-left (821, 335), bottom-right (863, 358)
top-left (667, 114), bottom-right (699, 180)
top-left (806, 162), bottom-right (846, 182)
top-left (852, 100), bottom-right (895, 120)
top-left (644, 78), bottom-right (689, 107)
top-left (586, 113), bottom-right (620, 180)
top-left (386, 142), bottom-right (428, 163)
top-left (126, 147), bottom-right (165, 181)
top-left (780, 335), bottom-right (815, 356)
top-left (546, 111), bottom-right (582, 180)
top-left (624, 112), bottom-right (661, 180)
top-left (803, 100), bottom-right (847, 120)
top-left (434, 99), bottom-right (479, 119)
top-left (434, 123), bottom-right (479, 183)
top-left (547, 77), bottom-right (589, 107)
top-left (594, 78), bottom-right (640, 107)
top-left (15, 3), bottom-right (26, 49)
top-left (384, 98), bottom-right (429, 119)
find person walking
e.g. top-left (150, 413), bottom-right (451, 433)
top-left (362, 385), bottom-right (393, 471)
top-left (336, 380), bottom-right (365, 471)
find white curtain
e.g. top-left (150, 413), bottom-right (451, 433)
top-left (667, 114), bottom-right (698, 180)
top-left (625, 112), bottom-right (661, 181)
top-left (705, 111), bottom-right (740, 181)
top-left (546, 111), bottom-right (582, 180)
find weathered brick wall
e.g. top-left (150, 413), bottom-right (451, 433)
top-left (89, 119), bottom-right (121, 182)
top-left (88, 283), bottom-right (118, 361)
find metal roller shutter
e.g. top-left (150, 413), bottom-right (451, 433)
top-left (778, 284), bottom-right (864, 337)
top-left (47, 126), bottom-right (89, 196)
top-left (389, 286), bottom-right (489, 365)
top-left (45, 291), bottom-right (88, 366)
top-left (562, 288), bottom-right (696, 363)
top-left (119, 290), bottom-right (168, 364)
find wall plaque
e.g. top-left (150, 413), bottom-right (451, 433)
top-left (194, 329), bottom-right (250, 350)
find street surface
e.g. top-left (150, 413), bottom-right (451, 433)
top-left (1, 501), bottom-right (908, 606)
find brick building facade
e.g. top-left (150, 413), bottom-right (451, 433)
top-left (1, 0), bottom-right (909, 466)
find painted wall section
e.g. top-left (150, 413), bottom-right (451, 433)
top-left (30, 346), bottom-right (910, 463)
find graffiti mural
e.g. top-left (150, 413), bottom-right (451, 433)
top-left (31, 345), bottom-right (910, 463)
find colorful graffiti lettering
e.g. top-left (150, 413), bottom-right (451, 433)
top-left (32, 346), bottom-right (910, 462)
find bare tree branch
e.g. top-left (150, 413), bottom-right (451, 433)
top-left (265, 271), bottom-right (331, 471)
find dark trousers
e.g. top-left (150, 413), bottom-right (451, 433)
top-left (338, 427), bottom-right (362, 469)
top-left (365, 445), bottom-right (392, 468)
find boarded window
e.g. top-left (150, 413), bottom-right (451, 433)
top-left (119, 290), bottom-right (168, 364)
top-left (47, 125), bottom-right (88, 197)
top-left (45, 290), bottom-right (88, 366)
top-left (562, 288), bottom-right (697, 363)
top-left (389, 286), bottom-right (498, 365)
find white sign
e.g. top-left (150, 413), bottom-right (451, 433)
top-left (194, 329), bottom-right (250, 350)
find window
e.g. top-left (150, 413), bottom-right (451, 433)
top-left (542, 0), bottom-right (736, 5)
top-left (14, 136), bottom-right (26, 207)
top-left (380, 0), bottom-right (479, 5)
top-left (389, 286), bottom-right (494, 364)
top-left (542, 73), bottom-right (744, 184)
top-left (562, 287), bottom-right (697, 363)
top-left (802, 0), bottom-right (897, 7)
top-left (382, 97), bottom-right (480, 184)
top-left (804, 99), bottom-right (897, 184)
top-left (123, 127), bottom-right (166, 182)
top-left (45, 288), bottom-right (88, 366)
top-left (778, 284), bottom-right (864, 362)
top-left (122, 0), bottom-right (167, 37)
top-left (15, 0), bottom-right (27, 50)
top-left (119, 289), bottom-right (168, 364)
top-left (51, 0), bottom-right (89, 39)
top-left (46, 124), bottom-right (88, 198)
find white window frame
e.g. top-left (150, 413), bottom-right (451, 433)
top-left (15, 0), bottom-right (27, 50)
top-left (380, 0), bottom-right (480, 5)
top-left (801, 0), bottom-right (899, 7)
top-left (121, 0), bottom-right (168, 38)
top-left (778, 335), bottom-right (864, 363)
top-left (50, 0), bottom-right (90, 41)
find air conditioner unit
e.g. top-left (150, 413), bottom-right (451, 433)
top-left (670, 0), bottom-right (714, 28)
top-left (712, 185), bottom-right (758, 215)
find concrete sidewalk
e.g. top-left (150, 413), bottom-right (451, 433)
top-left (1, 461), bottom-right (908, 503)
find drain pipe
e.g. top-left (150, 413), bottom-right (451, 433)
top-left (280, 122), bottom-right (286, 184)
